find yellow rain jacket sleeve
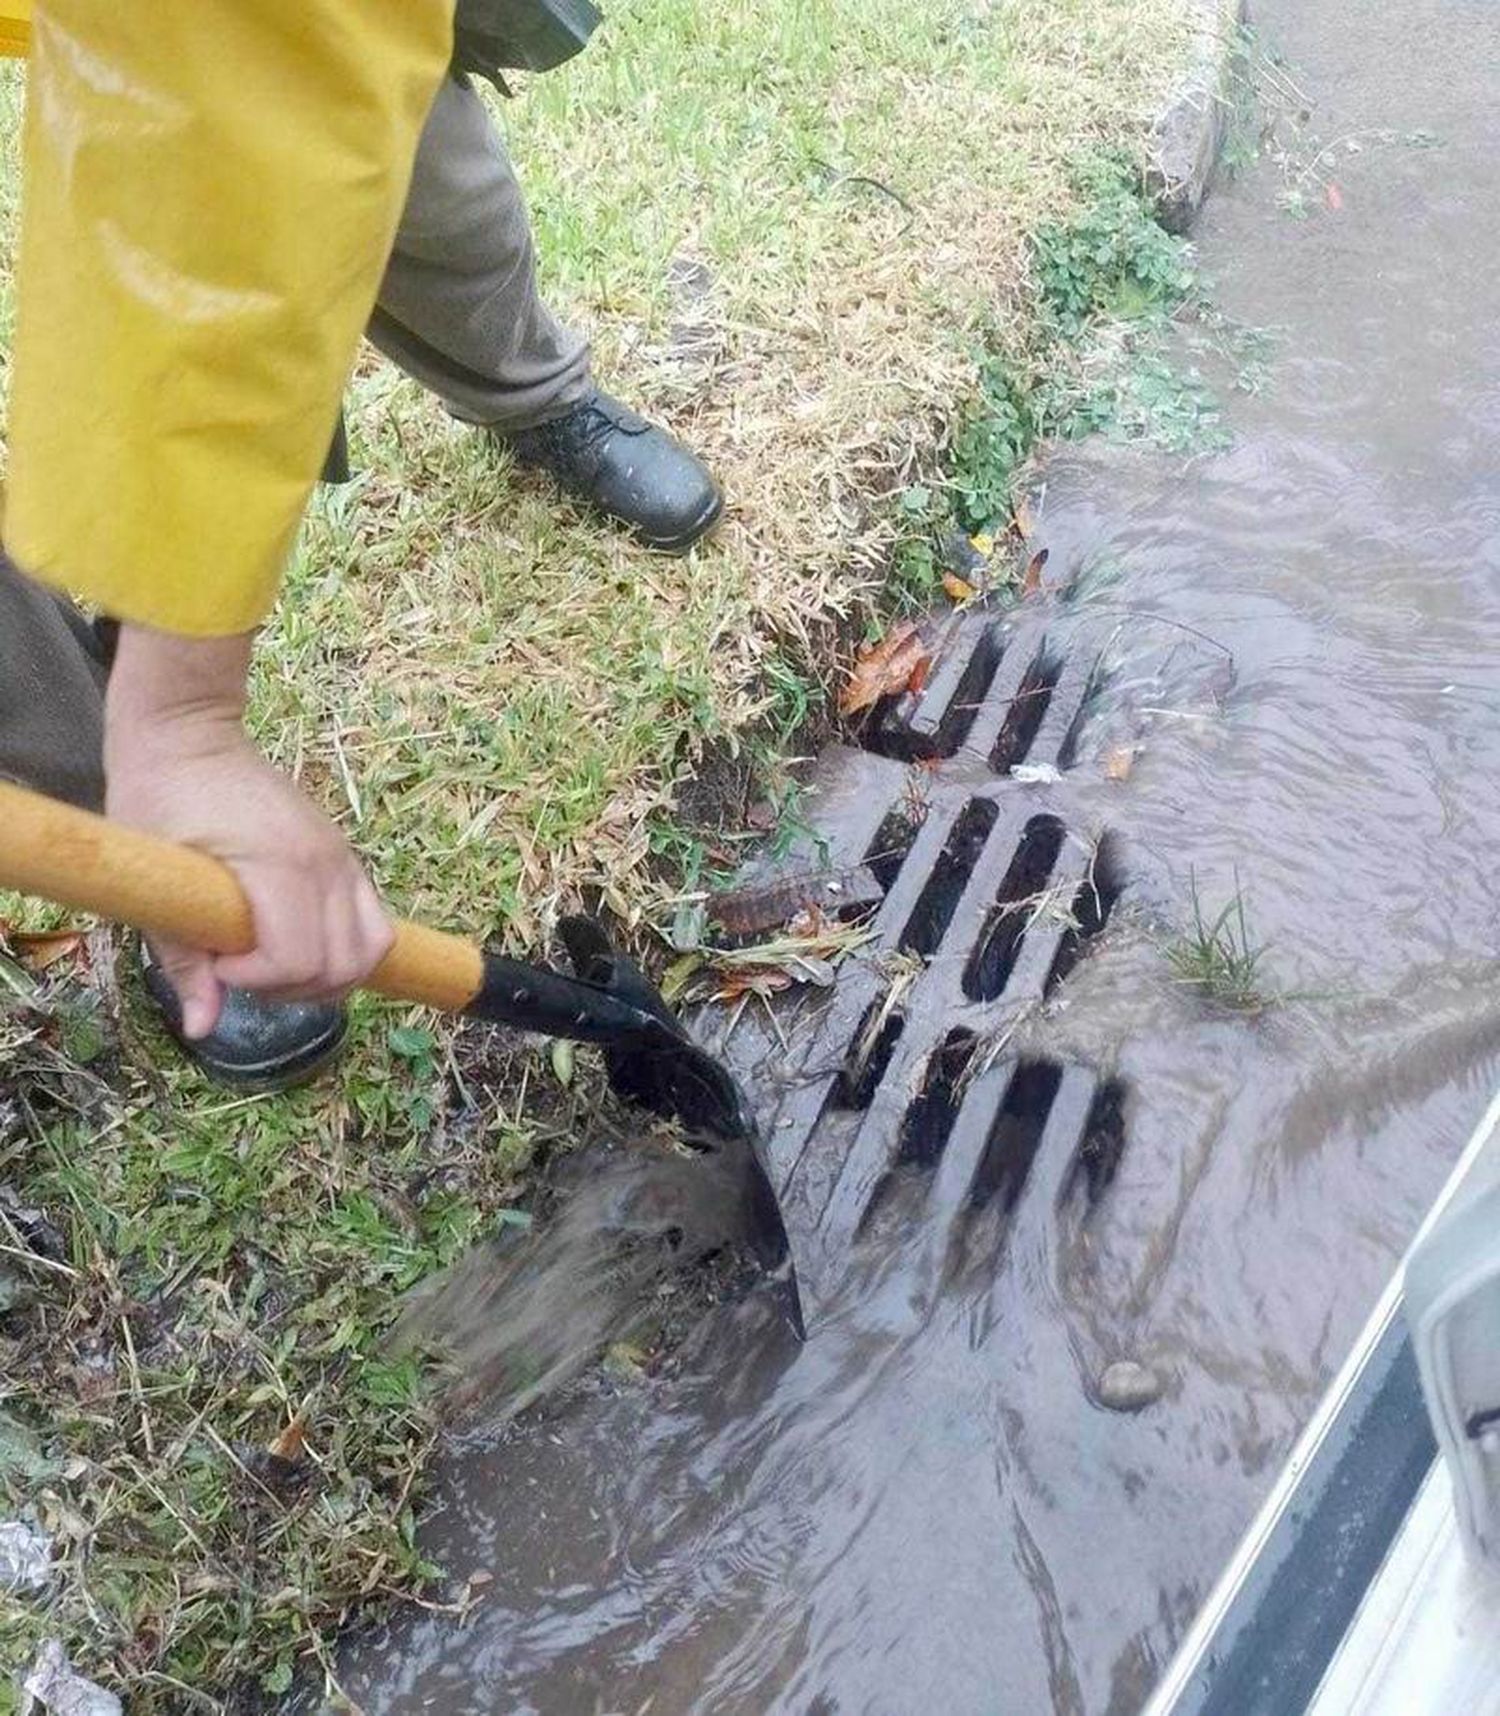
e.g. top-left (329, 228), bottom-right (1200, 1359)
top-left (0, 3), bottom-right (28, 57)
top-left (4, 2), bottom-right (454, 637)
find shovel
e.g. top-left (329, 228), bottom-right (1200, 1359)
top-left (0, 781), bottom-right (804, 1336)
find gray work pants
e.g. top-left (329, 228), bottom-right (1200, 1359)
top-left (0, 76), bottom-right (590, 812)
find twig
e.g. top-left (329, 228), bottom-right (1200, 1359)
top-left (1072, 602), bottom-right (1236, 661)
top-left (118, 1309), bottom-right (156, 1458)
top-left (0, 1236), bottom-right (78, 1278)
top-left (330, 720), bottom-right (365, 825)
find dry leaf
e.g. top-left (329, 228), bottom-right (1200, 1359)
top-left (9, 929), bottom-right (87, 974)
top-left (967, 532), bottom-right (995, 557)
top-left (786, 905), bottom-right (833, 940)
top-left (268, 1413), bottom-right (308, 1464)
top-left (745, 798), bottom-right (779, 832)
top-left (942, 571), bottom-right (978, 604)
top-left (1104, 746), bottom-right (1137, 782)
top-left (715, 968), bottom-right (794, 1003)
top-left (839, 622), bottom-right (933, 716)
top-left (550, 1038), bottom-right (576, 1088)
top-left (906, 655), bottom-right (932, 696)
top-left (1012, 494), bottom-right (1037, 539)
top-left (1325, 181), bottom-right (1343, 211)
top-left (1020, 547), bottom-right (1049, 599)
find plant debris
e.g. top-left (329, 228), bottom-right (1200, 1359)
top-left (1104, 745), bottom-right (1138, 781)
top-left (1020, 546), bottom-right (1050, 598)
top-left (839, 622), bottom-right (934, 717)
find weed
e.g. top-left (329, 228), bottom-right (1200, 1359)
top-left (1032, 156), bottom-right (1195, 337)
top-left (902, 154), bottom-right (1216, 552)
top-left (949, 359), bottom-right (1039, 533)
top-left (759, 650), bottom-right (825, 747)
top-left (1164, 873), bottom-right (1269, 1011)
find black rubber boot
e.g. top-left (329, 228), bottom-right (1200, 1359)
top-left (141, 950), bottom-right (347, 1093)
top-left (502, 389), bottom-right (723, 552)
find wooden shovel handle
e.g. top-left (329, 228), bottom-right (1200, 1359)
top-left (0, 782), bottom-right (484, 1012)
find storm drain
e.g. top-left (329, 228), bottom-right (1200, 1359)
top-left (707, 588), bottom-right (1132, 1260)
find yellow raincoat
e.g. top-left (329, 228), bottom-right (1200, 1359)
top-left (0, 3), bottom-right (27, 56)
top-left (2, 2), bottom-right (454, 635)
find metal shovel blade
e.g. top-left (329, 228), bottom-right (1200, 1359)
top-left (554, 917), bottom-right (806, 1338)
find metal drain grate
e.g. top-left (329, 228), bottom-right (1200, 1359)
top-left (706, 590), bottom-right (1130, 1260)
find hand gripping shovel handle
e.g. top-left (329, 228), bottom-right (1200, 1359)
top-left (0, 782), bottom-right (657, 1039)
top-left (0, 782), bottom-right (807, 1335)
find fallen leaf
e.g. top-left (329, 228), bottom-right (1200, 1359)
top-left (604, 1341), bottom-right (650, 1379)
top-left (710, 870), bottom-right (881, 939)
top-left (786, 905), bottom-right (834, 940)
top-left (1104, 746), bottom-right (1137, 782)
top-left (715, 968), bottom-right (794, 1003)
top-left (233, 1441), bottom-right (313, 1499)
top-left (839, 622), bottom-right (933, 716)
top-left (550, 1038), bottom-right (575, 1088)
top-left (10, 929), bottom-right (87, 974)
top-left (659, 951), bottom-right (705, 1004)
top-left (942, 571), bottom-right (978, 604)
top-left (669, 896), bottom-right (707, 953)
top-left (267, 1413), bottom-right (307, 1464)
top-left (0, 1407), bottom-right (62, 1489)
top-left (905, 654), bottom-right (932, 696)
top-left (745, 799), bottom-right (779, 832)
top-left (967, 532), bottom-right (995, 558)
top-left (1325, 181), bottom-right (1343, 211)
top-left (1020, 547), bottom-right (1049, 599)
top-left (1012, 494), bottom-right (1037, 539)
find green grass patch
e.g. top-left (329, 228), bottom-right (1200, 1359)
top-left (1164, 873), bottom-right (1270, 1012)
top-left (0, 958), bottom-right (566, 1707)
top-left (892, 151), bottom-right (1225, 598)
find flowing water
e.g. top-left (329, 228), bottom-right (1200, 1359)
top-left (332, 2), bottom-right (1500, 1708)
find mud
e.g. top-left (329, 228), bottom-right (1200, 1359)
top-left (327, 2), bottom-right (1500, 1710)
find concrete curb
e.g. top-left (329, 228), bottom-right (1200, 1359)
top-left (1148, 0), bottom-right (1249, 233)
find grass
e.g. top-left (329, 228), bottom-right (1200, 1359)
top-left (1164, 873), bottom-right (1269, 1011)
top-left (0, 0), bottom-right (1211, 1703)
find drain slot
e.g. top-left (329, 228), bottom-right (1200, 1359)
top-left (1056, 657), bottom-right (1106, 771)
top-left (897, 1030), bottom-right (977, 1167)
top-left (1069, 1078), bottom-right (1128, 1205)
top-left (836, 1004), bottom-right (905, 1108)
top-left (863, 804), bottom-right (926, 893)
top-left (967, 1060), bottom-right (1064, 1211)
top-left (925, 629), bottom-right (1005, 760)
top-left (899, 798), bottom-right (999, 958)
top-left (1045, 838), bottom-right (1123, 992)
top-left (962, 815), bottom-right (1067, 1000)
top-left (990, 648), bottom-right (1062, 773)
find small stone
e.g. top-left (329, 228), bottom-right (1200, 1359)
top-left (1097, 1360), bottom-right (1165, 1413)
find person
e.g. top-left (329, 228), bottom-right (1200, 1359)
top-left (0, 3), bottom-right (721, 1089)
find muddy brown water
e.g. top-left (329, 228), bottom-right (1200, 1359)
top-left (326, 3), bottom-right (1500, 1710)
